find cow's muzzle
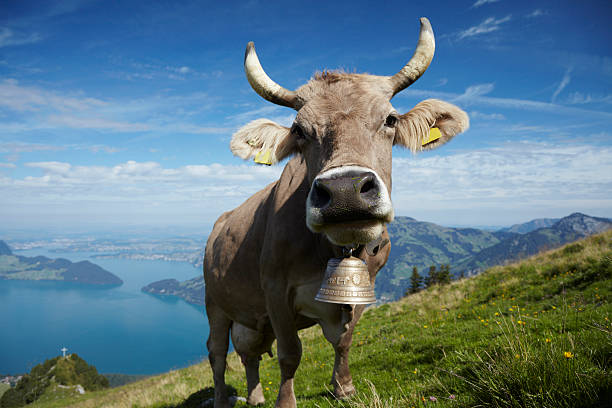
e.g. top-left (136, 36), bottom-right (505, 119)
top-left (306, 166), bottom-right (394, 246)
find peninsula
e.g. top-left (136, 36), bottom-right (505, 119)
top-left (0, 240), bottom-right (123, 285)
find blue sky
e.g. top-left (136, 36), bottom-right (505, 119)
top-left (1, 0), bottom-right (611, 232)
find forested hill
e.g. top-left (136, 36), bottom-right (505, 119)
top-left (0, 240), bottom-right (122, 285)
top-left (377, 212), bottom-right (612, 300)
top-left (0, 354), bottom-right (109, 408)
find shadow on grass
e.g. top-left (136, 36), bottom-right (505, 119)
top-left (160, 385), bottom-right (238, 408)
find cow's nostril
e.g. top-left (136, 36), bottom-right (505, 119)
top-left (360, 178), bottom-right (376, 194)
top-left (311, 180), bottom-right (332, 208)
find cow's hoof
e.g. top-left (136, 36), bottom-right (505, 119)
top-left (333, 383), bottom-right (356, 399)
top-left (247, 383), bottom-right (265, 405)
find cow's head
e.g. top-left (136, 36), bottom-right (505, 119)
top-left (230, 18), bottom-right (469, 247)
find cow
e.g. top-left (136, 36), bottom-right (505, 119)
top-left (204, 18), bottom-right (469, 408)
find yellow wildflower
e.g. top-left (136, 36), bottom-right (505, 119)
top-left (545, 338), bottom-right (551, 343)
top-left (564, 351), bottom-right (574, 359)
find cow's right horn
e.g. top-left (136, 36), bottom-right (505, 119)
top-left (387, 17), bottom-right (436, 98)
top-left (244, 42), bottom-right (302, 109)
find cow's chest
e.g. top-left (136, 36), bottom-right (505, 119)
top-left (294, 279), bottom-right (352, 345)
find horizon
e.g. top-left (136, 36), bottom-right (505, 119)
top-left (1, 211), bottom-right (608, 241)
top-left (1, 0), bottom-right (611, 232)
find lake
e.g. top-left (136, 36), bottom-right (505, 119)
top-left (1, 249), bottom-right (211, 375)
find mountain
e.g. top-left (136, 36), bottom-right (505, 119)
top-left (0, 241), bottom-right (11, 256)
top-left (33, 230), bottom-right (612, 408)
top-left (141, 276), bottom-right (204, 305)
top-left (456, 213), bottom-right (612, 274)
top-left (141, 213), bottom-right (612, 304)
top-left (499, 217), bottom-right (559, 234)
top-left (0, 240), bottom-right (122, 285)
top-left (0, 354), bottom-right (109, 408)
top-left (374, 217), bottom-right (518, 299)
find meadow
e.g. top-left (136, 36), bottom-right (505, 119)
top-left (31, 230), bottom-right (611, 407)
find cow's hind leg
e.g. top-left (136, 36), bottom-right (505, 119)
top-left (206, 299), bottom-right (233, 408)
top-left (231, 323), bottom-right (274, 406)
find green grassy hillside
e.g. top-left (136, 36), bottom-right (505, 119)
top-left (32, 230), bottom-right (611, 408)
top-left (0, 385), bottom-right (9, 400)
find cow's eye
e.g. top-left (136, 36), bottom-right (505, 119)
top-left (384, 115), bottom-right (398, 128)
top-left (293, 124), bottom-right (306, 140)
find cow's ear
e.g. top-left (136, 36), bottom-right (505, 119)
top-left (230, 119), bottom-right (296, 165)
top-left (395, 99), bottom-right (469, 152)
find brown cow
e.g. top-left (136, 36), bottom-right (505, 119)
top-left (204, 18), bottom-right (469, 408)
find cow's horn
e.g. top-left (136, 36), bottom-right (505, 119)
top-left (388, 17), bottom-right (436, 97)
top-left (244, 42), bottom-right (302, 109)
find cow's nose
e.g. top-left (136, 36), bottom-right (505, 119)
top-left (309, 169), bottom-right (385, 223)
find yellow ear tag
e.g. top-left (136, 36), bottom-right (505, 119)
top-left (254, 149), bottom-right (273, 165)
top-left (422, 127), bottom-right (442, 146)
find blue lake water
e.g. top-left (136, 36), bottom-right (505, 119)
top-left (1, 249), bottom-right (211, 375)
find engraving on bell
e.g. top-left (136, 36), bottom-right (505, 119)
top-left (315, 256), bottom-right (377, 304)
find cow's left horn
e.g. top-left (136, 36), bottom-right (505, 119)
top-left (244, 42), bottom-right (302, 109)
top-left (388, 17), bottom-right (436, 97)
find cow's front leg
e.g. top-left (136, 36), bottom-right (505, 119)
top-left (319, 304), bottom-right (363, 399)
top-left (333, 304), bottom-right (365, 398)
top-left (266, 295), bottom-right (301, 408)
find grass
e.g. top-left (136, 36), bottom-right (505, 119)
top-left (0, 384), bottom-right (10, 399)
top-left (30, 230), bottom-right (612, 408)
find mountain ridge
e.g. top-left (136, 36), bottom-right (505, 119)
top-left (499, 217), bottom-right (559, 234)
top-left (455, 212), bottom-right (612, 274)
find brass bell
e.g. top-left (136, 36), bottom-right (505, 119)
top-left (315, 256), bottom-right (376, 304)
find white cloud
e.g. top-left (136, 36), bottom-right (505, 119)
top-left (526, 9), bottom-right (546, 18)
top-left (0, 142), bottom-right (64, 153)
top-left (0, 79), bottom-right (106, 112)
top-left (565, 92), bottom-right (612, 105)
top-left (47, 115), bottom-right (151, 132)
top-left (0, 80), bottom-right (230, 134)
top-left (3, 138), bottom-right (612, 228)
top-left (0, 163), bottom-right (16, 168)
top-left (0, 27), bottom-right (42, 48)
top-left (87, 145), bottom-right (123, 154)
top-left (551, 67), bottom-right (572, 103)
top-left (469, 111), bottom-right (506, 120)
top-left (26, 161), bottom-right (72, 175)
top-left (391, 141), bottom-right (612, 224)
top-left (454, 83), bottom-right (495, 101)
top-left (10, 160), bottom-right (282, 203)
top-left (472, 0), bottom-right (500, 8)
top-left (458, 15), bottom-right (512, 40)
